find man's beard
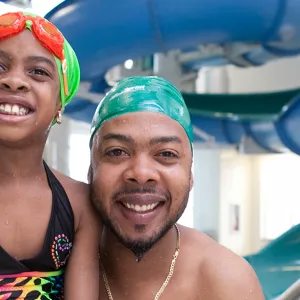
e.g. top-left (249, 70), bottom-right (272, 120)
top-left (91, 179), bottom-right (190, 262)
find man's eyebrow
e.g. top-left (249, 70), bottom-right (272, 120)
top-left (102, 133), bottom-right (134, 143)
top-left (102, 134), bottom-right (182, 145)
top-left (26, 56), bottom-right (56, 69)
top-left (149, 136), bottom-right (182, 145)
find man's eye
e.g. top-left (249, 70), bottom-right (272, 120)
top-left (159, 151), bottom-right (178, 158)
top-left (106, 149), bottom-right (128, 157)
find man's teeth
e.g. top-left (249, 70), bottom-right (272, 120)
top-left (124, 203), bottom-right (159, 212)
top-left (0, 104), bottom-right (29, 116)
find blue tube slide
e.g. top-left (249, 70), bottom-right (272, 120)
top-left (189, 92), bottom-right (300, 155)
top-left (45, 0), bottom-right (300, 81)
top-left (244, 223), bottom-right (300, 299)
top-left (43, 0), bottom-right (300, 154)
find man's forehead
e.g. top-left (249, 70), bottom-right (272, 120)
top-left (93, 112), bottom-right (190, 147)
top-left (102, 112), bottom-right (183, 128)
top-left (101, 113), bottom-right (186, 135)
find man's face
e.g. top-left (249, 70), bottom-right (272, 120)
top-left (91, 112), bottom-right (193, 259)
top-left (0, 30), bottom-right (61, 146)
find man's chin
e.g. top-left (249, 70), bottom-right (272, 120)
top-left (98, 198), bottom-right (188, 261)
top-left (117, 235), bottom-right (158, 262)
top-left (113, 222), bottom-right (174, 262)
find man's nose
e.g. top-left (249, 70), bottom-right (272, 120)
top-left (123, 155), bottom-right (160, 185)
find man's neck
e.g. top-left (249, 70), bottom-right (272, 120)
top-left (100, 225), bottom-right (179, 284)
top-left (0, 140), bottom-right (46, 179)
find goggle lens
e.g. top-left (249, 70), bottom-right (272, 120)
top-left (0, 14), bottom-right (18, 27)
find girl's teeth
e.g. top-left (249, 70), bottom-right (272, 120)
top-left (0, 104), bottom-right (29, 116)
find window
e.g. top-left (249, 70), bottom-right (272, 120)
top-left (178, 163), bottom-right (194, 228)
top-left (259, 154), bottom-right (300, 240)
top-left (69, 133), bottom-right (90, 183)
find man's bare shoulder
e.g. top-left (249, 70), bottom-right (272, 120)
top-left (179, 225), bottom-right (265, 300)
top-left (51, 168), bottom-right (89, 203)
top-left (50, 168), bottom-right (93, 228)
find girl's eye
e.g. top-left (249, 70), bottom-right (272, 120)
top-left (29, 68), bottom-right (50, 76)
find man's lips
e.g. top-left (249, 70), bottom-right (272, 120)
top-left (115, 193), bottom-right (166, 205)
top-left (115, 193), bottom-right (166, 213)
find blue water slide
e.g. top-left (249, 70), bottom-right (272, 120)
top-left (45, 0), bottom-right (300, 81)
top-left (191, 94), bottom-right (300, 154)
top-left (244, 223), bottom-right (300, 299)
top-left (43, 0), bottom-right (300, 154)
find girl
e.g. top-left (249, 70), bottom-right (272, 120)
top-left (0, 11), bottom-right (100, 299)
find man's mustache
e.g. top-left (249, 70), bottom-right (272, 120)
top-left (112, 187), bottom-right (170, 201)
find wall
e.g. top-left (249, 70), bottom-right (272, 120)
top-left (191, 146), bottom-right (262, 256)
top-left (192, 147), bottom-right (221, 240)
top-left (258, 153), bottom-right (300, 241)
top-left (227, 56), bottom-right (300, 93)
top-left (198, 55), bottom-right (300, 94)
top-left (45, 116), bottom-right (91, 182)
top-left (218, 150), bottom-right (261, 255)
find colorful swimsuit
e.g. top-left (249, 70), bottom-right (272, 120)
top-left (0, 162), bottom-right (74, 300)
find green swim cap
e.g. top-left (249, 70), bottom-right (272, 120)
top-left (22, 12), bottom-right (80, 111)
top-left (90, 76), bottom-right (193, 148)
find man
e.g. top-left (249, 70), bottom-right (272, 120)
top-left (89, 76), bottom-right (264, 300)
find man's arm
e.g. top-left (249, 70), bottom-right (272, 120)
top-left (63, 183), bottom-right (102, 300)
top-left (205, 246), bottom-right (265, 300)
top-left (218, 257), bottom-right (265, 300)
